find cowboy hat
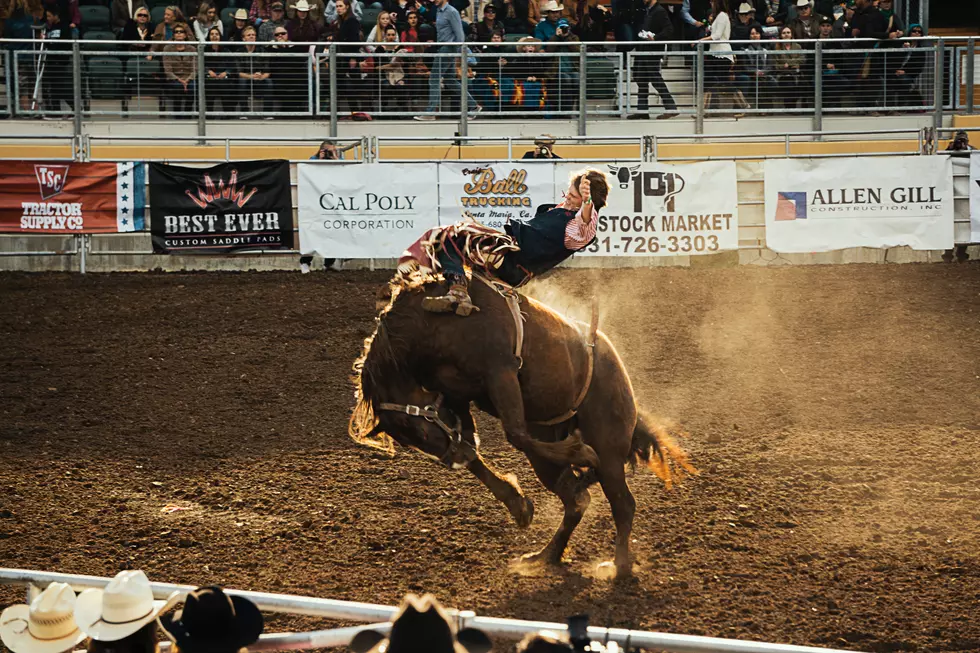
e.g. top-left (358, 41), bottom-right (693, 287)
top-left (292, 0), bottom-right (312, 11)
top-left (350, 594), bottom-right (491, 653)
top-left (795, 0), bottom-right (810, 6)
top-left (1, 583), bottom-right (87, 653)
top-left (540, 0), bottom-right (563, 12)
top-left (74, 571), bottom-right (180, 642)
top-left (159, 587), bottom-right (263, 653)
top-left (233, 8), bottom-right (248, 19)
top-left (737, 2), bottom-right (753, 12)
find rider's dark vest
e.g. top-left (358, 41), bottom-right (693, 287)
top-left (504, 203), bottom-right (592, 277)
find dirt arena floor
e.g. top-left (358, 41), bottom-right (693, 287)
top-left (1, 263), bottom-right (979, 653)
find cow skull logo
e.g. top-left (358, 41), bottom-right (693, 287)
top-left (35, 165), bottom-right (70, 200)
top-left (608, 165), bottom-right (686, 212)
top-left (608, 164), bottom-right (641, 189)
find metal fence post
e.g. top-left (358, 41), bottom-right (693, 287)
top-left (71, 42), bottom-right (82, 138)
top-left (329, 43), bottom-right (338, 138)
top-left (196, 43), bottom-right (206, 137)
top-left (3, 53), bottom-right (11, 118)
top-left (695, 42), bottom-right (704, 135)
top-left (459, 44), bottom-right (469, 137)
top-left (933, 38), bottom-right (944, 130)
top-left (967, 37), bottom-right (975, 114)
top-left (578, 43), bottom-right (587, 136)
top-left (78, 235), bottom-right (87, 274)
top-left (813, 41), bottom-right (823, 136)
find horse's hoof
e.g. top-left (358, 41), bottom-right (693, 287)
top-left (509, 496), bottom-right (534, 529)
top-left (520, 548), bottom-right (563, 566)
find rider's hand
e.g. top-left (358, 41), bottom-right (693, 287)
top-left (580, 176), bottom-right (591, 204)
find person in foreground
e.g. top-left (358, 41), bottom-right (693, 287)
top-left (408, 168), bottom-right (610, 317)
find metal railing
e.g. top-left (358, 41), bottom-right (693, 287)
top-left (0, 35), bottom-right (974, 135)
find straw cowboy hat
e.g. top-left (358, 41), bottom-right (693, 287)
top-left (292, 0), bottom-right (312, 11)
top-left (350, 594), bottom-right (491, 653)
top-left (796, 0), bottom-right (810, 6)
top-left (233, 8), bottom-right (248, 19)
top-left (159, 587), bottom-right (263, 653)
top-left (74, 571), bottom-right (180, 642)
top-left (540, 0), bottom-right (563, 12)
top-left (1, 583), bottom-right (87, 653)
top-left (737, 2), bottom-right (754, 13)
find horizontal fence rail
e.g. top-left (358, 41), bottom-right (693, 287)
top-left (0, 36), bottom-right (974, 135)
top-left (0, 568), bottom-right (866, 653)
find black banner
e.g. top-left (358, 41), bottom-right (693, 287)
top-left (149, 160), bottom-right (293, 253)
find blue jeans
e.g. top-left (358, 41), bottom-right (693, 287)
top-left (425, 48), bottom-right (477, 113)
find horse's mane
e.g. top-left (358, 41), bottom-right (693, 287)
top-left (349, 271), bottom-right (439, 454)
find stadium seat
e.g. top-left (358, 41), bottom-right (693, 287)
top-left (78, 0), bottom-right (110, 5)
top-left (79, 5), bottom-right (111, 28)
top-left (82, 29), bottom-right (117, 49)
top-left (360, 5), bottom-right (381, 31)
top-left (87, 57), bottom-right (125, 99)
top-left (150, 0), bottom-right (173, 5)
top-left (151, 5), bottom-right (168, 24)
top-left (586, 57), bottom-right (617, 100)
top-left (125, 55), bottom-right (161, 82)
top-left (505, 33), bottom-right (526, 42)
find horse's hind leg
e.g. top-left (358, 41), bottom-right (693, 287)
top-left (520, 454), bottom-right (591, 566)
top-left (467, 456), bottom-right (534, 528)
top-left (597, 460), bottom-right (636, 578)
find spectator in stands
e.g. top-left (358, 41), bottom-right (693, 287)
top-left (271, 24), bottom-right (310, 112)
top-left (158, 586), bottom-right (263, 653)
top-left (849, 0), bottom-right (888, 109)
top-left (204, 25), bottom-right (236, 111)
top-left (152, 5), bottom-right (185, 46)
top-left (258, 0), bottom-right (286, 39)
top-left (163, 22), bottom-right (196, 114)
top-left (75, 571), bottom-right (178, 653)
top-left (522, 134), bottom-right (561, 158)
top-left (760, 0), bottom-right (788, 26)
top-left (786, 0), bottom-right (819, 39)
top-left (496, 0), bottom-right (531, 35)
top-left (699, 0), bottom-right (736, 108)
top-left (226, 8), bottom-right (250, 40)
top-left (816, 14), bottom-right (844, 102)
top-left (250, 0), bottom-right (271, 24)
top-left (349, 594), bottom-right (490, 653)
top-left (574, 0), bottom-right (610, 48)
top-left (506, 35), bottom-right (543, 100)
top-left (632, 0), bottom-right (677, 119)
top-left (680, 0), bottom-right (710, 41)
top-left (543, 16), bottom-right (579, 113)
top-left (288, 0), bottom-right (324, 25)
top-left (375, 25), bottom-right (411, 110)
top-left (878, 0), bottom-right (902, 38)
top-left (39, 6), bottom-right (74, 118)
top-left (325, 0), bottom-right (362, 25)
top-left (731, 2), bottom-right (761, 41)
top-left (771, 24), bottom-right (802, 107)
top-left (414, 0), bottom-right (479, 120)
top-left (831, 0), bottom-right (852, 37)
top-left (945, 130), bottom-right (976, 152)
top-left (609, 0), bottom-right (641, 52)
top-left (401, 8), bottom-right (419, 40)
top-left (365, 9), bottom-right (394, 49)
top-left (517, 631), bottom-right (574, 653)
top-left (884, 23), bottom-right (925, 108)
top-left (236, 25), bottom-right (274, 114)
top-left (193, 2), bottom-right (221, 40)
top-left (122, 6), bottom-right (155, 53)
top-left (735, 24), bottom-right (769, 106)
top-left (471, 3), bottom-right (503, 41)
top-left (534, 0), bottom-right (562, 41)
top-left (387, 0), bottom-right (417, 30)
top-left (1, 582), bottom-right (87, 653)
top-left (336, 0), bottom-right (368, 116)
top-left (112, 0), bottom-right (147, 32)
top-left (286, 0), bottom-right (321, 40)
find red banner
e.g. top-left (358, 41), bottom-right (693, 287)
top-left (0, 161), bottom-right (145, 234)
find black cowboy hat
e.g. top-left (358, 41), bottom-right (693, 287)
top-left (350, 594), bottom-right (491, 653)
top-left (158, 586), bottom-right (263, 653)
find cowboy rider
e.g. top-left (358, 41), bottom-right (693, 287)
top-left (423, 168), bottom-right (610, 316)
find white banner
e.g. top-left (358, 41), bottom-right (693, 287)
top-left (437, 162), bottom-right (556, 231)
top-left (297, 163), bottom-right (439, 258)
top-left (556, 161), bottom-right (739, 257)
top-left (764, 156), bottom-right (954, 253)
top-left (970, 152), bottom-right (980, 243)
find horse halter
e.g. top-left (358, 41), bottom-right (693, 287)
top-left (377, 394), bottom-right (475, 467)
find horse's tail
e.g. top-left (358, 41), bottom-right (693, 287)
top-left (629, 409), bottom-right (698, 489)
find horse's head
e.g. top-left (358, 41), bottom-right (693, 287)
top-left (373, 390), bottom-right (478, 470)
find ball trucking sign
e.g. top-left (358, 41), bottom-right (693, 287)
top-left (0, 161), bottom-right (145, 233)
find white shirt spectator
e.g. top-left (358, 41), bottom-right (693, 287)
top-left (707, 10), bottom-right (733, 61)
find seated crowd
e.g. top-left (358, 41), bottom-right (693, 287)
top-left (0, 572), bottom-right (618, 653)
top-left (0, 0), bottom-right (931, 118)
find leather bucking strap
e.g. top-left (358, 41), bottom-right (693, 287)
top-left (472, 273), bottom-right (525, 367)
top-left (534, 298), bottom-right (599, 427)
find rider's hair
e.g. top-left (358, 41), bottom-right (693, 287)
top-left (571, 168), bottom-right (610, 212)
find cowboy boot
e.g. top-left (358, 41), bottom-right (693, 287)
top-left (422, 280), bottom-right (479, 316)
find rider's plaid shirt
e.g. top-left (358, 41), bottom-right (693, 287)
top-left (563, 204), bottom-right (599, 250)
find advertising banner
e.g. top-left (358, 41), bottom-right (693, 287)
top-left (764, 156), bottom-right (954, 253)
top-left (297, 163), bottom-right (439, 258)
top-left (149, 161), bottom-right (293, 254)
top-left (558, 161), bottom-right (739, 257)
top-left (437, 162), bottom-right (556, 231)
top-left (970, 152), bottom-right (980, 243)
top-left (0, 161), bottom-right (145, 234)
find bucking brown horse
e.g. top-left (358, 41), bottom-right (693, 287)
top-left (349, 272), bottom-right (696, 578)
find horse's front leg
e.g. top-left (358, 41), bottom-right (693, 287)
top-left (485, 368), bottom-right (599, 468)
top-left (467, 456), bottom-right (534, 528)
